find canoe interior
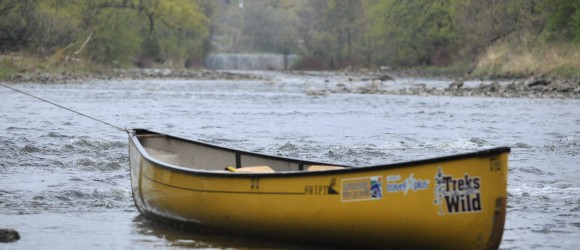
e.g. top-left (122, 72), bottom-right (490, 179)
top-left (132, 129), bottom-right (511, 173)
top-left (134, 129), bottom-right (511, 174)
top-left (136, 131), bottom-right (342, 172)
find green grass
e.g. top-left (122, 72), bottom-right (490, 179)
top-left (0, 52), bottom-right (101, 81)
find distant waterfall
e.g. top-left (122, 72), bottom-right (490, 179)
top-left (205, 53), bottom-right (299, 70)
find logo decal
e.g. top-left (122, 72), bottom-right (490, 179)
top-left (489, 157), bottom-right (501, 171)
top-left (434, 167), bottom-right (482, 215)
top-left (341, 176), bottom-right (382, 202)
top-left (386, 173), bottom-right (430, 195)
top-left (305, 178), bottom-right (339, 195)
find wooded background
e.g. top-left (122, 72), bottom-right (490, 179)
top-left (0, 0), bottom-right (578, 72)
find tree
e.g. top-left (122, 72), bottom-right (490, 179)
top-left (0, 0), bottom-right (210, 67)
top-left (82, 0), bottom-right (210, 66)
top-left (369, 0), bottom-right (462, 67)
top-left (295, 0), bottom-right (373, 69)
top-left (0, 0), bottom-right (79, 54)
top-left (547, 0), bottom-right (580, 42)
top-left (209, 0), bottom-right (301, 54)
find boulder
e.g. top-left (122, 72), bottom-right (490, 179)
top-left (447, 79), bottom-right (464, 89)
top-left (489, 81), bottom-right (502, 92)
top-left (376, 74), bottom-right (394, 81)
top-left (526, 77), bottom-right (550, 88)
top-left (0, 229), bottom-right (20, 243)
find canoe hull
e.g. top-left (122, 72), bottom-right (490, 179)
top-left (129, 130), bottom-right (509, 249)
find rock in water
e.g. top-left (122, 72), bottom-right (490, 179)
top-left (0, 229), bottom-right (20, 242)
top-left (448, 79), bottom-right (464, 89)
top-left (376, 74), bottom-right (394, 81)
top-left (525, 77), bottom-right (550, 88)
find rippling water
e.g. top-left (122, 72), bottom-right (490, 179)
top-left (1, 72), bottom-right (579, 249)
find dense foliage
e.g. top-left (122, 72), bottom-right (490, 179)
top-left (0, 0), bottom-right (578, 70)
top-left (547, 0), bottom-right (580, 42)
top-left (286, 0), bottom-right (580, 69)
top-left (0, 0), bottom-right (210, 67)
top-left (211, 0), bottom-right (579, 70)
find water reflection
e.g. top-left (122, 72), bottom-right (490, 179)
top-left (132, 215), bottom-right (339, 249)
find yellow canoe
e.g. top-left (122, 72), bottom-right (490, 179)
top-left (128, 129), bottom-right (509, 249)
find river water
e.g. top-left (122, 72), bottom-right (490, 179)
top-left (1, 72), bottom-right (579, 249)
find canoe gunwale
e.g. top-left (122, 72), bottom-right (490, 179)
top-left (128, 128), bottom-right (511, 178)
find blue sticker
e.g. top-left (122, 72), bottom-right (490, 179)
top-left (386, 173), bottom-right (430, 195)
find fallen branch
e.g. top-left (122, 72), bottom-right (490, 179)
top-left (73, 31), bottom-right (93, 56)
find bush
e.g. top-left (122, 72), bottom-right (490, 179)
top-left (547, 0), bottom-right (580, 42)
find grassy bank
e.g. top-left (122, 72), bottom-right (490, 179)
top-left (0, 52), bottom-right (262, 83)
top-left (2, 41), bottom-right (579, 82)
top-left (0, 52), bottom-right (102, 80)
top-left (472, 38), bottom-right (580, 79)
top-left (395, 36), bottom-right (580, 80)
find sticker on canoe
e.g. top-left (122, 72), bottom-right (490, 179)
top-left (489, 157), bottom-right (501, 171)
top-left (386, 173), bottom-right (430, 195)
top-left (433, 167), bottom-right (482, 215)
top-left (304, 178), bottom-right (339, 195)
top-left (341, 176), bottom-right (382, 202)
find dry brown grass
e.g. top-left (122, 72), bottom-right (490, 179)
top-left (474, 40), bottom-right (580, 79)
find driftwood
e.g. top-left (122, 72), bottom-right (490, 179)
top-left (72, 32), bottom-right (93, 56)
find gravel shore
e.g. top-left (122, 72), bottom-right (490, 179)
top-left (4, 68), bottom-right (263, 83)
top-left (3, 69), bottom-right (579, 99)
top-left (297, 71), bottom-right (580, 99)
top-left (314, 77), bottom-right (580, 99)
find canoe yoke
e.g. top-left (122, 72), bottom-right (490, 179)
top-left (224, 165), bottom-right (345, 173)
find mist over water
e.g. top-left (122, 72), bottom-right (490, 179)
top-left (1, 72), bottom-right (579, 249)
top-left (205, 53), bottom-right (299, 70)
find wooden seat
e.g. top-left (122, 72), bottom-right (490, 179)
top-left (225, 166), bottom-right (275, 173)
top-left (306, 165), bottom-right (345, 171)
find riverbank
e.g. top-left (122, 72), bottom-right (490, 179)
top-left (3, 68), bottom-right (263, 83)
top-left (339, 78), bottom-right (580, 99)
top-left (2, 68), bottom-right (579, 99)
top-left (290, 70), bottom-right (580, 99)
